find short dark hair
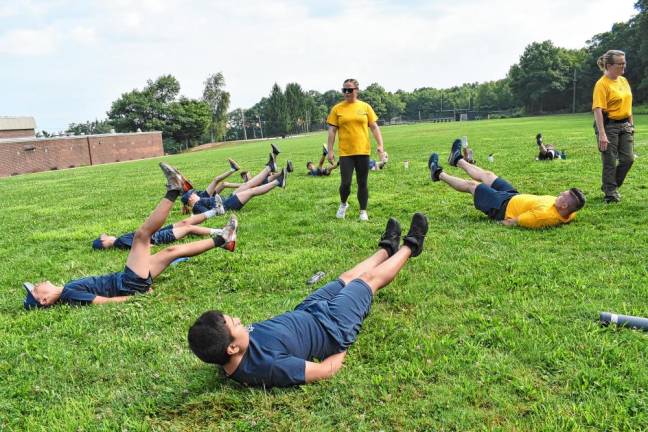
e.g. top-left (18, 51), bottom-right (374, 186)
top-left (568, 187), bottom-right (586, 212)
top-left (187, 310), bottom-right (233, 365)
top-left (306, 161), bottom-right (313, 168)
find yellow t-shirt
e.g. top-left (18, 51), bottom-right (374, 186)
top-left (505, 194), bottom-right (576, 229)
top-left (592, 75), bottom-right (633, 120)
top-left (326, 101), bottom-right (378, 156)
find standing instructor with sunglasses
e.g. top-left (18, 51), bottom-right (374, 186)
top-left (592, 49), bottom-right (635, 204)
top-left (326, 78), bottom-right (385, 221)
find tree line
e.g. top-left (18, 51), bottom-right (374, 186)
top-left (63, 1), bottom-right (646, 150)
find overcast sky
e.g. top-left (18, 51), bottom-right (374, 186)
top-left (0, 0), bottom-right (638, 131)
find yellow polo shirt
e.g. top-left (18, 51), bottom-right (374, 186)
top-left (505, 194), bottom-right (576, 229)
top-left (327, 101), bottom-right (378, 156)
top-left (592, 75), bottom-right (633, 120)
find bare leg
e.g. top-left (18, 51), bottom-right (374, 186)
top-left (439, 172), bottom-right (479, 195)
top-left (318, 155), bottom-right (326, 169)
top-left (206, 170), bottom-right (236, 195)
top-left (126, 197), bottom-right (175, 278)
top-left (266, 172), bottom-right (282, 183)
top-left (359, 246), bottom-right (412, 294)
top-left (171, 225), bottom-right (215, 240)
top-left (149, 239), bottom-right (216, 278)
top-left (339, 249), bottom-right (390, 285)
top-left (234, 180), bottom-right (279, 205)
top-left (172, 213), bottom-right (208, 228)
top-left (233, 166), bottom-right (272, 193)
top-left (457, 159), bottom-right (497, 186)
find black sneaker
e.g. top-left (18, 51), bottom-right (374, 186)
top-left (536, 133), bottom-right (543, 146)
top-left (322, 144), bottom-right (328, 156)
top-left (428, 153), bottom-right (442, 182)
top-left (286, 160), bottom-right (294, 173)
top-left (276, 168), bottom-right (287, 188)
top-left (267, 153), bottom-right (277, 173)
top-left (448, 139), bottom-right (463, 167)
top-left (604, 195), bottom-right (620, 204)
top-left (159, 162), bottom-right (183, 191)
top-left (271, 143), bottom-right (281, 156)
top-left (378, 217), bottom-right (401, 257)
top-left (228, 158), bottom-right (240, 171)
top-left (403, 212), bottom-right (428, 257)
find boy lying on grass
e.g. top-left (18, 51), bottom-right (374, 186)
top-left (306, 144), bottom-right (339, 176)
top-left (23, 163), bottom-right (238, 309)
top-left (428, 139), bottom-right (586, 229)
top-left (182, 153), bottom-right (287, 215)
top-left (187, 213), bottom-right (428, 387)
top-left (92, 209), bottom-right (225, 250)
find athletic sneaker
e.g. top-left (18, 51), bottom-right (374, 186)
top-left (212, 194), bottom-right (226, 215)
top-left (159, 162), bottom-right (184, 191)
top-left (322, 144), bottom-right (328, 156)
top-left (267, 153), bottom-right (277, 173)
top-left (428, 153), bottom-right (442, 182)
top-left (239, 171), bottom-right (250, 182)
top-left (378, 217), bottom-right (401, 256)
top-left (286, 160), bottom-right (294, 173)
top-left (403, 212), bottom-right (428, 257)
top-left (214, 215), bottom-right (238, 251)
top-left (462, 146), bottom-right (475, 164)
top-left (271, 143), bottom-right (281, 156)
top-left (359, 210), bottom-right (369, 221)
top-left (448, 139), bottom-right (463, 167)
top-left (336, 202), bottom-right (348, 219)
top-left (228, 158), bottom-right (240, 172)
top-left (604, 195), bottom-right (621, 204)
top-left (276, 168), bottom-right (287, 188)
top-left (306, 271), bottom-right (326, 285)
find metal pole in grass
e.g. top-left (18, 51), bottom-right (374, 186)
top-left (600, 312), bottom-right (648, 331)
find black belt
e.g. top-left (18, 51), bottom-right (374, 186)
top-left (607, 117), bottom-right (630, 124)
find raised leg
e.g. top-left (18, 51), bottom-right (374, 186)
top-left (439, 172), bottom-right (479, 195)
top-left (359, 246), bottom-right (412, 294)
top-left (206, 169), bottom-right (236, 196)
top-left (234, 179), bottom-right (279, 205)
top-left (171, 225), bottom-right (216, 240)
top-left (339, 249), bottom-right (390, 285)
top-left (234, 166), bottom-right (272, 193)
top-left (456, 159), bottom-right (497, 187)
top-left (149, 239), bottom-right (217, 279)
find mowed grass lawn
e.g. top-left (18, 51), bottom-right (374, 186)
top-left (1, 113), bottom-right (647, 431)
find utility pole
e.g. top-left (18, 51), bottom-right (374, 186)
top-left (241, 109), bottom-right (247, 140)
top-left (572, 68), bottom-right (577, 114)
top-left (257, 115), bottom-right (263, 139)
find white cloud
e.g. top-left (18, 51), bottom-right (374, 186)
top-left (0, 0), bottom-right (638, 130)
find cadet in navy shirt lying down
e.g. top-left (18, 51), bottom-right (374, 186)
top-left (187, 212), bottom-right (429, 387)
top-left (23, 163), bottom-right (238, 309)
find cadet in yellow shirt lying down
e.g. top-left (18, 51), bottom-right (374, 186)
top-left (427, 140), bottom-right (586, 229)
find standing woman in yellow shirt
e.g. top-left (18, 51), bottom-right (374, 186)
top-left (592, 50), bottom-right (635, 203)
top-left (326, 79), bottom-right (385, 221)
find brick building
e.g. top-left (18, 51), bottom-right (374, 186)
top-left (0, 116), bottom-right (36, 139)
top-left (0, 131), bottom-right (164, 177)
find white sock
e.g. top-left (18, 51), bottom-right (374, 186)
top-left (202, 209), bottom-right (218, 219)
top-left (210, 228), bottom-right (223, 236)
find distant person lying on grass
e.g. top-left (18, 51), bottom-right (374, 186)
top-left (428, 139), bottom-right (585, 229)
top-left (369, 151), bottom-right (388, 171)
top-left (536, 133), bottom-right (565, 160)
top-left (23, 163), bottom-right (238, 309)
top-left (92, 210), bottom-right (226, 251)
top-left (182, 154), bottom-right (287, 215)
top-left (307, 145), bottom-right (339, 176)
top-left (187, 212), bottom-right (428, 387)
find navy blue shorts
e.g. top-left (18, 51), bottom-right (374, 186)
top-left (151, 225), bottom-right (176, 245)
top-left (223, 194), bottom-right (244, 211)
top-left (295, 278), bottom-right (373, 350)
top-left (121, 266), bottom-right (153, 294)
top-left (473, 177), bottom-right (519, 220)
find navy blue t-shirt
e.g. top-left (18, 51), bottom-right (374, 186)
top-left (58, 267), bottom-right (152, 306)
top-left (192, 196), bottom-right (218, 214)
top-left (113, 224), bottom-right (175, 249)
top-left (229, 310), bottom-right (339, 387)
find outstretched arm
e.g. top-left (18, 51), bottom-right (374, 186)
top-left (305, 351), bottom-right (347, 383)
top-left (92, 295), bottom-right (132, 304)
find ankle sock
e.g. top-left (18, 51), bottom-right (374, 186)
top-left (203, 209), bottom-right (218, 218)
top-left (165, 190), bottom-right (180, 201)
top-left (212, 235), bottom-right (225, 247)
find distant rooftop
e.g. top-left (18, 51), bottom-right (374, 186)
top-left (0, 116), bottom-right (37, 131)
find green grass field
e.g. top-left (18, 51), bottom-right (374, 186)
top-left (2, 113), bottom-right (647, 431)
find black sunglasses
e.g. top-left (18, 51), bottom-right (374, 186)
top-left (341, 88), bottom-right (357, 94)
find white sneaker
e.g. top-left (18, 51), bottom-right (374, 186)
top-left (336, 203), bottom-right (348, 219)
top-left (359, 210), bottom-right (369, 221)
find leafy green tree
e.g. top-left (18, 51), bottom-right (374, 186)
top-left (66, 119), bottom-right (113, 135)
top-left (166, 98), bottom-right (211, 150)
top-left (285, 82), bottom-right (306, 133)
top-left (322, 90), bottom-right (341, 112)
top-left (264, 83), bottom-right (289, 137)
top-left (202, 72), bottom-right (231, 142)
